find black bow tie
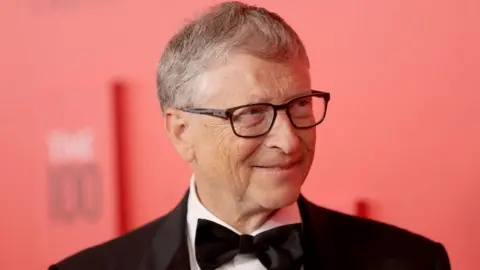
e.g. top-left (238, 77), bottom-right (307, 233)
top-left (194, 218), bottom-right (303, 270)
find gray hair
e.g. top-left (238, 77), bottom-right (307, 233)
top-left (156, 1), bottom-right (310, 112)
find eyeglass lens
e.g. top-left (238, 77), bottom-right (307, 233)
top-left (231, 95), bottom-right (326, 137)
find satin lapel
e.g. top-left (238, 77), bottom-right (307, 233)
top-left (298, 194), bottom-right (341, 270)
top-left (137, 190), bottom-right (191, 270)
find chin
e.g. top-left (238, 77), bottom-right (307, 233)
top-left (256, 183), bottom-right (302, 210)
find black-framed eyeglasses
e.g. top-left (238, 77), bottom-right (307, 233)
top-left (181, 90), bottom-right (331, 138)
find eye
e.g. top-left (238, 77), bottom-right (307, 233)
top-left (294, 97), bottom-right (312, 107)
top-left (243, 107), bottom-right (267, 115)
top-left (232, 105), bottom-right (271, 127)
top-left (289, 97), bottom-right (314, 117)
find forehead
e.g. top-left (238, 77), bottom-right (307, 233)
top-left (201, 53), bottom-right (311, 107)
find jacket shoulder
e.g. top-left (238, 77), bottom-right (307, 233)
top-left (324, 205), bottom-right (435, 243)
top-left (304, 201), bottom-right (450, 269)
top-left (50, 216), bottom-right (167, 270)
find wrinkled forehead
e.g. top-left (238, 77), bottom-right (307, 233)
top-left (200, 54), bottom-right (311, 107)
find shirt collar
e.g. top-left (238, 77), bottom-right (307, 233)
top-left (186, 175), bottom-right (302, 243)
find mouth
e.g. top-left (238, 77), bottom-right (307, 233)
top-left (253, 160), bottom-right (301, 171)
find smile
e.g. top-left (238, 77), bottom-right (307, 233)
top-left (253, 160), bottom-right (301, 171)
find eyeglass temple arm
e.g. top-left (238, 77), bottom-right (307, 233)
top-left (181, 108), bottom-right (228, 119)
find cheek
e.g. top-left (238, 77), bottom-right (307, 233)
top-left (233, 140), bottom-right (262, 165)
top-left (192, 120), bottom-right (228, 162)
top-left (300, 129), bottom-right (316, 154)
top-left (195, 119), bottom-right (264, 177)
top-left (221, 136), bottom-right (259, 167)
top-left (215, 128), bottom-right (234, 162)
top-left (230, 140), bottom-right (263, 190)
top-left (213, 128), bottom-right (263, 174)
top-left (207, 123), bottom-right (245, 167)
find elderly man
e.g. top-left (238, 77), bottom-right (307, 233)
top-left (50, 1), bottom-right (451, 270)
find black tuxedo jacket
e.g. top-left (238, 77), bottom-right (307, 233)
top-left (49, 192), bottom-right (451, 270)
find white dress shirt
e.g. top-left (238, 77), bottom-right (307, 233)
top-left (186, 176), bottom-right (303, 270)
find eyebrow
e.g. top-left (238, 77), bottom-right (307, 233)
top-left (246, 90), bottom-right (312, 105)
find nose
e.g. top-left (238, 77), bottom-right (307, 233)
top-left (264, 111), bottom-right (301, 154)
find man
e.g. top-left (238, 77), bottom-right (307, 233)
top-left (50, 1), bottom-right (451, 270)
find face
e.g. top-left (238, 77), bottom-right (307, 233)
top-left (173, 53), bottom-right (316, 211)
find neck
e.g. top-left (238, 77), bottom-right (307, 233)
top-left (195, 180), bottom-right (275, 234)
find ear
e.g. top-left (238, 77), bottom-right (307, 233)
top-left (164, 108), bottom-right (195, 163)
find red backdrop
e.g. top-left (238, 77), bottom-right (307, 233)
top-left (1, 1), bottom-right (479, 269)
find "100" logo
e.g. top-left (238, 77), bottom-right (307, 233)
top-left (47, 162), bottom-right (103, 223)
